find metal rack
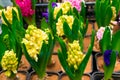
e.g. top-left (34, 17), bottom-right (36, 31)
top-left (35, 2), bottom-right (96, 24)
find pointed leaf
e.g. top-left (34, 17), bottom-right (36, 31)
top-left (1, 12), bottom-right (11, 27)
top-left (75, 30), bottom-right (95, 79)
top-left (56, 9), bottom-right (62, 21)
top-left (112, 30), bottom-right (120, 53)
top-left (41, 18), bottom-right (48, 31)
top-left (63, 22), bottom-right (72, 41)
top-left (72, 17), bottom-right (79, 40)
top-left (104, 51), bottom-right (116, 80)
top-left (22, 44), bottom-right (40, 76)
top-left (100, 27), bottom-right (111, 54)
top-left (56, 36), bottom-right (74, 80)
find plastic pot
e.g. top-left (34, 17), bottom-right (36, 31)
top-left (92, 72), bottom-right (120, 80)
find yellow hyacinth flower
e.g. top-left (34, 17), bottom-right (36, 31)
top-left (1, 50), bottom-right (18, 77)
top-left (22, 25), bottom-right (49, 61)
top-left (54, 7), bottom-right (61, 19)
top-left (56, 15), bottom-right (74, 36)
top-left (111, 6), bottom-right (116, 20)
top-left (67, 40), bottom-right (85, 70)
top-left (53, 2), bottom-right (72, 19)
top-left (0, 6), bottom-right (19, 25)
top-left (60, 2), bottom-right (71, 14)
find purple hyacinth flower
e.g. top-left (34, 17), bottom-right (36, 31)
top-left (42, 2), bottom-right (57, 22)
top-left (104, 50), bottom-right (112, 66)
top-left (42, 13), bottom-right (48, 19)
top-left (52, 2), bottom-right (57, 8)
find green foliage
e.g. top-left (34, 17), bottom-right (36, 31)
top-left (63, 21), bottom-right (72, 41)
top-left (112, 0), bottom-right (120, 14)
top-left (41, 18), bottom-right (48, 31)
top-left (95, 0), bottom-right (112, 28)
top-left (48, 0), bottom-right (56, 35)
top-left (0, 7), bottom-right (25, 68)
top-left (80, 2), bottom-right (86, 21)
top-left (100, 27), bottom-right (111, 54)
top-left (56, 9), bottom-right (62, 21)
top-left (99, 27), bottom-right (120, 79)
top-left (23, 34), bottom-right (53, 78)
top-left (112, 30), bottom-right (120, 53)
top-left (56, 30), bottom-right (95, 80)
top-left (104, 51), bottom-right (116, 80)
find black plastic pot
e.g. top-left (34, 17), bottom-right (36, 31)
top-left (27, 71), bottom-right (60, 80)
top-left (92, 72), bottom-right (120, 80)
top-left (95, 53), bottom-right (120, 73)
top-left (46, 53), bottom-right (63, 72)
top-left (91, 51), bottom-right (98, 73)
top-left (0, 70), bottom-right (28, 80)
top-left (59, 72), bottom-right (92, 80)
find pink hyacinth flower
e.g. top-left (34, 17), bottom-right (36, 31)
top-left (16, 0), bottom-right (35, 17)
top-left (65, 0), bottom-right (83, 12)
top-left (96, 27), bottom-right (105, 41)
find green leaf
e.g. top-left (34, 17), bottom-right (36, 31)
top-left (80, 2), bottom-right (86, 21)
top-left (100, 27), bottom-right (111, 54)
top-left (75, 30), bottom-right (95, 80)
top-left (63, 22), bottom-right (72, 41)
top-left (16, 6), bottom-right (23, 26)
top-left (48, 0), bottom-right (56, 27)
top-left (112, 0), bottom-right (120, 14)
top-left (1, 12), bottom-right (11, 27)
top-left (78, 16), bottom-right (84, 37)
top-left (41, 18), bottom-right (48, 31)
top-left (56, 36), bottom-right (74, 80)
top-left (37, 34), bottom-right (53, 78)
top-left (103, 6), bottom-right (112, 26)
top-left (22, 44), bottom-right (40, 76)
top-left (72, 17), bottom-right (79, 40)
top-left (78, 31), bottom-right (84, 52)
top-left (0, 24), bottom-right (9, 38)
top-left (112, 30), bottom-right (120, 53)
top-left (104, 51), bottom-right (116, 80)
top-left (0, 37), bottom-right (7, 66)
top-left (82, 19), bottom-right (88, 37)
top-left (73, 7), bottom-right (79, 18)
top-left (55, 36), bottom-right (67, 59)
top-left (56, 9), bottom-right (62, 21)
top-left (95, 0), bottom-right (101, 27)
top-left (31, 0), bottom-right (37, 10)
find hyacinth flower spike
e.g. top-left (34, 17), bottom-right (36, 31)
top-left (0, 5), bottom-right (25, 79)
top-left (15, 0), bottom-right (36, 25)
top-left (55, 30), bottom-right (95, 80)
top-left (22, 25), bottom-right (53, 79)
top-left (97, 27), bottom-right (120, 80)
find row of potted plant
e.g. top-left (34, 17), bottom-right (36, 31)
top-left (0, 0), bottom-right (120, 80)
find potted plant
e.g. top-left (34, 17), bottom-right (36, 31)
top-left (95, 26), bottom-right (120, 80)
top-left (50, 0), bottom-right (95, 80)
top-left (94, 0), bottom-right (120, 52)
top-left (0, 5), bottom-right (26, 80)
top-left (22, 24), bottom-right (54, 79)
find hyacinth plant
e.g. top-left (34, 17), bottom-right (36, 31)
top-left (40, 0), bottom-right (87, 67)
top-left (0, 5), bottom-right (25, 79)
top-left (96, 26), bottom-right (120, 80)
top-left (55, 27), bottom-right (95, 80)
top-left (54, 7), bottom-right (95, 79)
top-left (46, 0), bottom-right (96, 80)
top-left (15, 0), bottom-right (36, 26)
top-left (95, 0), bottom-right (120, 28)
top-left (22, 25), bottom-right (53, 79)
